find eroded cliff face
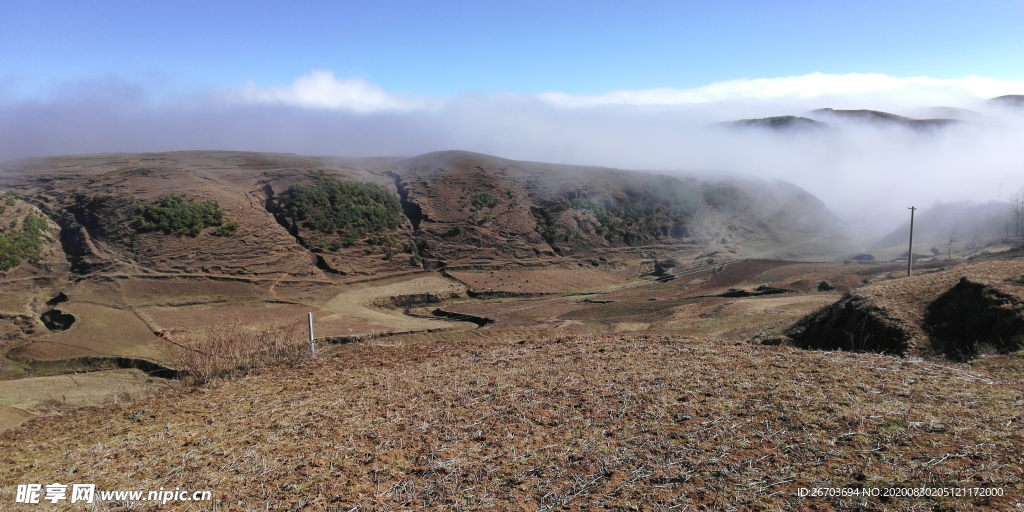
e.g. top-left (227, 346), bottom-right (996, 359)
top-left (0, 196), bottom-right (71, 348)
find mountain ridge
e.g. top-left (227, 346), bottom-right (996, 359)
top-left (0, 150), bottom-right (846, 279)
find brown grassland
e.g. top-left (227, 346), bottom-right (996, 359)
top-left (3, 251), bottom-right (1023, 510)
top-left (1, 329), bottom-right (1022, 510)
top-left (2, 251), bottom-right (1024, 510)
top-left (1, 151), bottom-right (1023, 510)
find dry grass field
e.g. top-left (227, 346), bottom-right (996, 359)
top-left (0, 369), bottom-right (166, 412)
top-left (446, 265), bottom-right (638, 296)
top-left (8, 302), bottom-right (171, 362)
top-left (0, 253), bottom-right (1022, 509)
top-left (1, 331), bottom-right (1021, 510)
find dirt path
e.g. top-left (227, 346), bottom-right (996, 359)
top-left (320, 274), bottom-right (474, 333)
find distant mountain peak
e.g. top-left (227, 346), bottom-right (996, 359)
top-left (810, 108), bottom-right (961, 130)
top-left (989, 95), bottom-right (1024, 108)
top-left (722, 115), bottom-right (829, 131)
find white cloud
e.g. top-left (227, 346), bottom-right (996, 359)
top-left (235, 70), bottom-right (429, 113)
top-left (232, 71), bottom-right (1024, 115)
top-left (537, 73), bottom-right (1024, 109)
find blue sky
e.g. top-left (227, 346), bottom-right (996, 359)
top-left (3, 1), bottom-right (1024, 218)
top-left (3, 0), bottom-right (1024, 98)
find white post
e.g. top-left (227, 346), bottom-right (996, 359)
top-left (308, 312), bottom-right (315, 356)
top-left (907, 206), bottom-right (916, 277)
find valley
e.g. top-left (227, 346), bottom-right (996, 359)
top-left (0, 150), bottom-right (1022, 509)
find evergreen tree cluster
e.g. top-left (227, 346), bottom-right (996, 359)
top-left (0, 193), bottom-right (16, 214)
top-left (281, 171), bottom-right (404, 247)
top-left (545, 176), bottom-right (704, 243)
top-left (137, 194), bottom-right (227, 237)
top-left (0, 213), bottom-right (49, 271)
top-left (469, 192), bottom-right (500, 210)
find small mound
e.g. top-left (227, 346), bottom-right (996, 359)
top-left (782, 293), bottom-right (912, 355)
top-left (925, 277), bottom-right (1024, 361)
top-left (431, 308), bottom-right (494, 327)
top-left (45, 292), bottom-right (69, 306)
top-left (40, 309), bottom-right (75, 332)
top-left (719, 285), bottom-right (793, 298)
top-left (368, 292), bottom-right (462, 310)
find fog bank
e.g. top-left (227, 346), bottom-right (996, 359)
top-left (2, 72), bottom-right (1023, 236)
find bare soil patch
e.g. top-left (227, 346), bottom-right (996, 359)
top-left (775, 259), bottom-right (1024, 359)
top-left (784, 293), bottom-right (914, 355)
top-left (701, 258), bottom-right (802, 289)
top-left (39, 309), bottom-right (74, 331)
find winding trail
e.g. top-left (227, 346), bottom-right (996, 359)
top-left (320, 274), bottom-right (477, 333)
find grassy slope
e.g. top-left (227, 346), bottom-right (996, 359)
top-left (392, 150), bottom-right (846, 263)
top-left (1, 332), bottom-right (1021, 510)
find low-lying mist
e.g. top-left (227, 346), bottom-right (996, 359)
top-left (2, 73), bottom-right (1022, 239)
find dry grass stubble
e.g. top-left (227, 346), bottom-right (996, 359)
top-left (1, 333), bottom-right (1021, 510)
top-left (170, 321), bottom-right (310, 385)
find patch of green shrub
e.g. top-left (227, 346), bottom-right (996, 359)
top-left (0, 213), bottom-right (48, 271)
top-left (281, 172), bottom-right (404, 245)
top-left (405, 238), bottom-right (430, 262)
top-left (137, 194), bottom-right (226, 237)
top-left (0, 193), bottom-right (15, 214)
top-left (363, 233), bottom-right (401, 259)
top-left (470, 192), bottom-right (500, 210)
top-left (215, 221), bottom-right (240, 237)
top-left (702, 184), bottom-right (750, 213)
top-left (543, 176), bottom-right (704, 243)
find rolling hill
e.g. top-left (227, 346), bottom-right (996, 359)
top-left (990, 94), bottom-right (1024, 108)
top-left (0, 150), bottom-right (845, 280)
top-left (1, 148), bottom-right (1023, 509)
top-left (721, 115), bottom-right (830, 131)
top-left (809, 108), bottom-right (961, 130)
top-left (0, 150), bottom-right (846, 381)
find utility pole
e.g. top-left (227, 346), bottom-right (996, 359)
top-left (308, 312), bottom-right (316, 356)
top-left (907, 206), bottom-right (916, 277)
